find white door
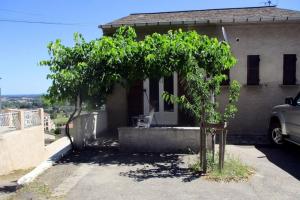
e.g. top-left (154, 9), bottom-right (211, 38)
top-left (143, 73), bottom-right (178, 125)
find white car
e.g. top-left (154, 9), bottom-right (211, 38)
top-left (269, 92), bottom-right (300, 146)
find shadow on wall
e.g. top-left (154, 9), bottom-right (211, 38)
top-left (54, 138), bottom-right (199, 183)
top-left (81, 114), bottom-right (96, 143)
top-left (255, 144), bottom-right (300, 180)
top-left (70, 111), bottom-right (108, 147)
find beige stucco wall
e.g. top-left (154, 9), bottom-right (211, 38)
top-left (217, 23), bottom-right (300, 135)
top-left (0, 129), bottom-right (72, 176)
top-left (104, 22), bottom-right (300, 137)
top-left (106, 84), bottom-right (128, 133)
top-left (0, 126), bottom-right (45, 175)
top-left (0, 109), bottom-right (72, 175)
top-left (44, 137), bottom-right (71, 159)
top-left (70, 111), bottom-right (108, 148)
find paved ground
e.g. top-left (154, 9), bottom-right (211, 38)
top-left (2, 141), bottom-right (300, 200)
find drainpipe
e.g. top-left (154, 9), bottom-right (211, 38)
top-left (222, 26), bottom-right (229, 42)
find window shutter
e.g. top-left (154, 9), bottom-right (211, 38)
top-left (247, 55), bottom-right (260, 85)
top-left (283, 54), bottom-right (297, 85)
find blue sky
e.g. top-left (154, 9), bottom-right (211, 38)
top-left (1, 0), bottom-right (300, 95)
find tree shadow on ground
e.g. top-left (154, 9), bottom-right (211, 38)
top-left (119, 162), bottom-right (200, 182)
top-left (55, 138), bottom-right (200, 182)
top-left (255, 143), bottom-right (300, 180)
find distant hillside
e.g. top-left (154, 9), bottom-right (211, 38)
top-left (2, 94), bottom-right (43, 99)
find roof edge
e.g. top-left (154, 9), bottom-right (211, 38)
top-left (99, 16), bottom-right (300, 29)
top-left (130, 6), bottom-right (276, 16)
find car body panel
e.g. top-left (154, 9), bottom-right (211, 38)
top-left (270, 111), bottom-right (287, 135)
top-left (270, 92), bottom-right (300, 145)
top-left (285, 106), bottom-right (300, 143)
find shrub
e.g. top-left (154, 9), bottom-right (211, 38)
top-left (54, 128), bottom-right (61, 135)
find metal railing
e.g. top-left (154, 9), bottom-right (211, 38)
top-left (0, 112), bottom-right (20, 132)
top-left (0, 109), bottom-right (43, 133)
top-left (24, 110), bottom-right (41, 128)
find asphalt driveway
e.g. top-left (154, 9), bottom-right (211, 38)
top-left (4, 141), bottom-right (300, 200)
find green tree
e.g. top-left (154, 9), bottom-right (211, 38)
top-left (40, 33), bottom-right (99, 148)
top-left (40, 27), bottom-right (140, 149)
top-left (135, 28), bottom-right (240, 172)
top-left (41, 26), bottom-right (240, 158)
top-left (157, 30), bottom-right (240, 172)
top-left (132, 28), bottom-right (239, 123)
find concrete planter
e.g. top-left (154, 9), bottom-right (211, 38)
top-left (118, 127), bottom-right (212, 153)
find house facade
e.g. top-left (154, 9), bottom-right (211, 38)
top-left (44, 112), bottom-right (56, 132)
top-left (100, 6), bottom-right (300, 142)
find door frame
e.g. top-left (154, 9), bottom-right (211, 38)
top-left (143, 72), bottom-right (178, 125)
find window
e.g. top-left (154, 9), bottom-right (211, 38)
top-left (247, 55), bottom-right (260, 85)
top-left (283, 54), bottom-right (297, 85)
top-left (221, 69), bottom-right (230, 85)
top-left (164, 75), bottom-right (174, 111)
top-left (149, 78), bottom-right (159, 112)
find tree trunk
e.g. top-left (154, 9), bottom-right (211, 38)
top-left (200, 89), bottom-right (215, 173)
top-left (65, 94), bottom-right (82, 150)
top-left (200, 122), bottom-right (207, 173)
top-left (200, 105), bottom-right (207, 173)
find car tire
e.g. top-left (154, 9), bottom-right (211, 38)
top-left (269, 121), bottom-right (284, 146)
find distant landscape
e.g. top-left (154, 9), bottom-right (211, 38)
top-left (1, 94), bottom-right (72, 126)
top-left (1, 94), bottom-right (44, 110)
top-left (2, 94), bottom-right (43, 98)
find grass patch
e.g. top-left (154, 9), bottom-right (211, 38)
top-left (189, 152), bottom-right (254, 182)
top-left (6, 182), bottom-right (52, 200)
top-left (21, 182), bottom-right (51, 195)
top-left (0, 168), bottom-right (33, 182)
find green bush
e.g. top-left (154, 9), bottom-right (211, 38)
top-left (54, 128), bottom-right (61, 135)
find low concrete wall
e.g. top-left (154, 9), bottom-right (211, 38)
top-left (0, 126), bottom-right (45, 175)
top-left (18, 136), bottom-right (72, 185)
top-left (118, 127), bottom-right (212, 153)
top-left (71, 110), bottom-right (108, 149)
top-left (0, 109), bottom-right (72, 176)
top-left (44, 137), bottom-right (71, 159)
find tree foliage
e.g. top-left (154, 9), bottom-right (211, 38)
top-left (40, 27), bottom-right (141, 148)
top-left (138, 29), bottom-right (240, 123)
top-left (40, 33), bottom-right (93, 105)
top-left (41, 26), bottom-right (240, 149)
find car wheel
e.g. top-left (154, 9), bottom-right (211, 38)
top-left (269, 122), bottom-right (284, 146)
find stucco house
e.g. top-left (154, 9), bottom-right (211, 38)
top-left (99, 6), bottom-right (300, 143)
